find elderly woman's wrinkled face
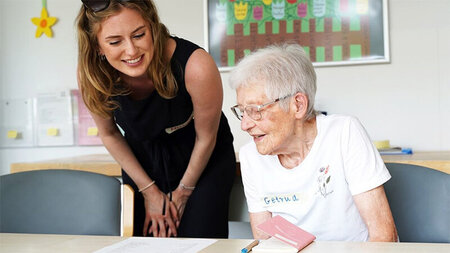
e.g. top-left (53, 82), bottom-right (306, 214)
top-left (236, 82), bottom-right (295, 155)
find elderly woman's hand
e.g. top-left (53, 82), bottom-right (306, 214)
top-left (141, 186), bottom-right (178, 237)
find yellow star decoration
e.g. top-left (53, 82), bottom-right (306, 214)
top-left (31, 7), bottom-right (57, 38)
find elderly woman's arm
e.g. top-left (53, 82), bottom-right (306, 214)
top-left (353, 185), bottom-right (398, 241)
top-left (249, 211), bottom-right (272, 239)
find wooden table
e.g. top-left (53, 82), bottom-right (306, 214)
top-left (381, 151), bottom-right (450, 174)
top-left (10, 154), bottom-right (122, 176)
top-left (0, 233), bottom-right (449, 253)
top-left (10, 151), bottom-right (450, 176)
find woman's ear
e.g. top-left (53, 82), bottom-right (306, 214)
top-left (97, 48), bottom-right (106, 61)
top-left (293, 93), bottom-right (308, 119)
top-left (97, 45), bottom-right (104, 56)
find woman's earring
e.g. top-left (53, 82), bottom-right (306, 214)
top-left (100, 54), bottom-right (106, 61)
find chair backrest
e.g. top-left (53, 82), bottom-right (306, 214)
top-left (228, 221), bottom-right (253, 239)
top-left (384, 163), bottom-right (450, 243)
top-left (122, 184), bottom-right (134, 236)
top-left (0, 169), bottom-right (133, 236)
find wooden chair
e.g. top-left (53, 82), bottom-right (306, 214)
top-left (122, 184), bottom-right (134, 236)
top-left (0, 169), bottom-right (133, 236)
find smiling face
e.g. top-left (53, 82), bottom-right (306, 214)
top-left (236, 81), bottom-right (296, 155)
top-left (97, 7), bottom-right (153, 79)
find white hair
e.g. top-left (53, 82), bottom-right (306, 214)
top-left (229, 43), bottom-right (317, 120)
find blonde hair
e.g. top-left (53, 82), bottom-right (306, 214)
top-left (76, 0), bottom-right (176, 118)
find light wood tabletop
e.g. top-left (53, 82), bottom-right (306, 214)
top-left (1, 233), bottom-right (449, 253)
top-left (381, 151), bottom-right (450, 174)
top-left (10, 154), bottom-right (122, 176)
top-left (9, 151), bottom-right (450, 176)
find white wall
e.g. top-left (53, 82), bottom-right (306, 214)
top-left (1, 0), bottom-right (450, 176)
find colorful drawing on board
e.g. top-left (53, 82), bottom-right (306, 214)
top-left (31, 0), bottom-right (58, 38)
top-left (207, 0), bottom-right (387, 68)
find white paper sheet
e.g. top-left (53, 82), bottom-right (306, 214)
top-left (35, 91), bottom-right (74, 146)
top-left (0, 98), bottom-right (34, 147)
top-left (94, 237), bottom-right (217, 253)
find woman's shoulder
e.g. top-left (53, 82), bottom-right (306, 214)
top-left (171, 36), bottom-right (202, 60)
top-left (172, 36), bottom-right (200, 48)
top-left (317, 114), bottom-right (365, 135)
top-left (169, 36), bottom-right (206, 79)
top-left (318, 113), bottom-right (360, 125)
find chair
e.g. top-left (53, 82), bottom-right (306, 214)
top-left (0, 169), bottom-right (133, 236)
top-left (228, 174), bottom-right (253, 239)
top-left (228, 221), bottom-right (253, 239)
top-left (384, 163), bottom-right (450, 243)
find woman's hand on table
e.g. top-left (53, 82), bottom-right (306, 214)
top-left (141, 186), bottom-right (178, 237)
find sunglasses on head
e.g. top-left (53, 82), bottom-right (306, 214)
top-left (81, 0), bottom-right (146, 12)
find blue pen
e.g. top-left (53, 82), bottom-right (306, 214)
top-left (241, 240), bottom-right (259, 253)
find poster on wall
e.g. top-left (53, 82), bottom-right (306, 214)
top-left (35, 91), bottom-right (74, 146)
top-left (0, 99), bottom-right (34, 148)
top-left (205, 0), bottom-right (389, 71)
top-left (71, 90), bottom-right (103, 146)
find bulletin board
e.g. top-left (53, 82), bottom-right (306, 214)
top-left (205, 0), bottom-right (390, 71)
top-left (0, 91), bottom-right (103, 148)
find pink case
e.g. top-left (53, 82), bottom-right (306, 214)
top-left (257, 215), bottom-right (316, 251)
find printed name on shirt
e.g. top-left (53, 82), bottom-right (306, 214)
top-left (262, 192), bottom-right (307, 207)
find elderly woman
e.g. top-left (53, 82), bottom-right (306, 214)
top-left (229, 44), bottom-right (397, 241)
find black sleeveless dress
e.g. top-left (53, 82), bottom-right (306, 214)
top-left (113, 37), bottom-right (235, 238)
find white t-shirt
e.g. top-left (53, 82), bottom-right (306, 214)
top-left (240, 114), bottom-right (391, 241)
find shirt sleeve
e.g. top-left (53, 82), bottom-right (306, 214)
top-left (341, 116), bottom-right (391, 195)
top-left (239, 143), bottom-right (266, 213)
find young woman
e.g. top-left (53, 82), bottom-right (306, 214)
top-left (76, 0), bottom-right (235, 238)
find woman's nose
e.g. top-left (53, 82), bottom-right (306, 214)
top-left (240, 113), bottom-right (255, 131)
top-left (125, 40), bottom-right (138, 55)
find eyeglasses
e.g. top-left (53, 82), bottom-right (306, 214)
top-left (81, 0), bottom-right (147, 12)
top-left (230, 94), bottom-right (294, 121)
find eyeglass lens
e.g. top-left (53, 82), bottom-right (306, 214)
top-left (231, 106), bottom-right (261, 121)
top-left (245, 106), bottom-right (261, 120)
